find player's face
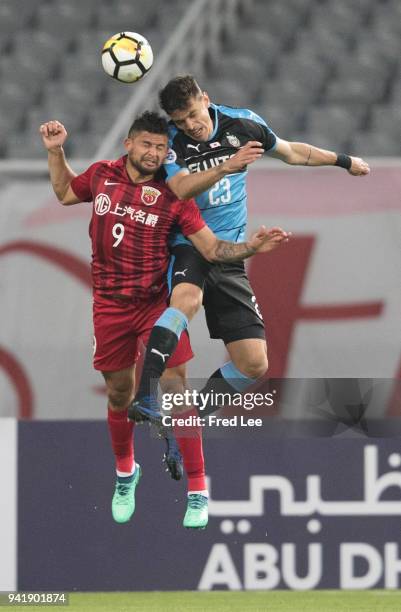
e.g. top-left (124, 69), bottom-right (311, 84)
top-left (124, 131), bottom-right (169, 176)
top-left (169, 93), bottom-right (213, 141)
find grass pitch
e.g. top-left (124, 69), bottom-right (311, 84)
top-left (2, 590), bottom-right (401, 611)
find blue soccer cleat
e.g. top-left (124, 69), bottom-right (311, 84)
top-left (128, 396), bottom-right (183, 480)
top-left (128, 395), bottom-right (162, 426)
top-left (163, 434), bottom-right (183, 481)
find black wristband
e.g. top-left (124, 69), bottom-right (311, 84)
top-left (335, 154), bottom-right (352, 170)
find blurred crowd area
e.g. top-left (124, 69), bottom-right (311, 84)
top-left (1, 0), bottom-right (400, 159)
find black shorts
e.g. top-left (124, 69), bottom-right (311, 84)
top-left (169, 245), bottom-right (265, 344)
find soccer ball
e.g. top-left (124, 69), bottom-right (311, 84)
top-left (101, 32), bottom-right (153, 83)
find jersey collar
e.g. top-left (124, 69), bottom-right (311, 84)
top-left (207, 104), bottom-right (219, 141)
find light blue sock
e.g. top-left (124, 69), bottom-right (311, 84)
top-left (155, 307), bottom-right (188, 339)
top-left (220, 361), bottom-right (259, 392)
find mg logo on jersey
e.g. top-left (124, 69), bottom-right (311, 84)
top-left (94, 193), bottom-right (111, 215)
top-left (141, 186), bottom-right (161, 206)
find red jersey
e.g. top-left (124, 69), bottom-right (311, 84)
top-left (71, 156), bottom-right (205, 298)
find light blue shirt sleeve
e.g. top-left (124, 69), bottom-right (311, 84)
top-left (163, 146), bottom-right (189, 181)
top-left (163, 126), bottom-right (189, 181)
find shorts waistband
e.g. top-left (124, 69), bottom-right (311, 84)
top-left (94, 291), bottom-right (166, 305)
top-left (100, 293), bottom-right (132, 302)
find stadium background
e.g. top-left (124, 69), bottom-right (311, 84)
top-left (1, 0), bottom-right (401, 598)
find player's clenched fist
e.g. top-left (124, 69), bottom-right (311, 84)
top-left (248, 226), bottom-right (291, 253)
top-left (223, 141), bottom-right (264, 173)
top-left (348, 156), bottom-right (370, 176)
top-left (40, 120), bottom-right (68, 151)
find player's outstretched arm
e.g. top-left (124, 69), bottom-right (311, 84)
top-left (188, 225), bottom-right (290, 263)
top-left (270, 138), bottom-right (370, 176)
top-left (39, 120), bottom-right (81, 205)
top-left (168, 141), bottom-right (264, 199)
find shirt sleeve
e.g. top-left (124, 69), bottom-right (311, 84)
top-left (177, 199), bottom-right (206, 236)
top-left (242, 117), bottom-right (277, 152)
top-left (163, 132), bottom-right (189, 182)
top-left (70, 162), bottom-right (100, 202)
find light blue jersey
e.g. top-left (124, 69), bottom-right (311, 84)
top-left (163, 104), bottom-right (277, 246)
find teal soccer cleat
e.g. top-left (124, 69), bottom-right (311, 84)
top-left (183, 493), bottom-right (208, 529)
top-left (111, 464), bottom-right (141, 524)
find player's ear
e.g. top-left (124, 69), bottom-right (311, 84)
top-left (202, 91), bottom-right (210, 107)
top-left (123, 137), bottom-right (132, 152)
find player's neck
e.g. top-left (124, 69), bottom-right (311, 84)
top-left (125, 160), bottom-right (154, 184)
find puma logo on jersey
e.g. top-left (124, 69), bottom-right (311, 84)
top-left (174, 268), bottom-right (188, 277)
top-left (151, 348), bottom-right (170, 362)
top-left (187, 143), bottom-right (202, 152)
top-left (104, 179), bottom-right (120, 185)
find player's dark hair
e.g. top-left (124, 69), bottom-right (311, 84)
top-left (128, 111), bottom-right (169, 137)
top-left (159, 75), bottom-right (203, 114)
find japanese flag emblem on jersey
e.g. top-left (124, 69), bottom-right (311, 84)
top-left (141, 186), bottom-right (162, 206)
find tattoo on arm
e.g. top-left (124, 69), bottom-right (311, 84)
top-left (214, 240), bottom-right (256, 262)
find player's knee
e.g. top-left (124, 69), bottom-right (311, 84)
top-left (240, 355), bottom-right (269, 380)
top-left (107, 382), bottom-right (133, 410)
top-left (170, 285), bottom-right (202, 320)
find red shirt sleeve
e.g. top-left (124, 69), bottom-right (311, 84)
top-left (70, 162), bottom-right (101, 202)
top-left (177, 198), bottom-right (206, 236)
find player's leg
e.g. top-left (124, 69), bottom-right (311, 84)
top-left (127, 285), bottom-right (199, 480)
top-left (197, 342), bottom-right (268, 416)
top-left (131, 245), bottom-right (210, 416)
top-left (131, 283), bottom-right (200, 404)
top-left (93, 294), bottom-right (142, 523)
top-left (104, 366), bottom-right (136, 476)
top-left (103, 367), bottom-right (141, 524)
top-left (196, 262), bottom-right (268, 415)
top-left (160, 363), bottom-right (208, 529)
top-left (226, 338), bottom-right (268, 379)
top-left (156, 329), bottom-right (195, 482)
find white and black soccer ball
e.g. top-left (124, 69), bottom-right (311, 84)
top-left (101, 32), bottom-right (153, 83)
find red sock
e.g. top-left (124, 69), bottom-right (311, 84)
top-left (107, 406), bottom-right (135, 475)
top-left (173, 408), bottom-right (206, 492)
